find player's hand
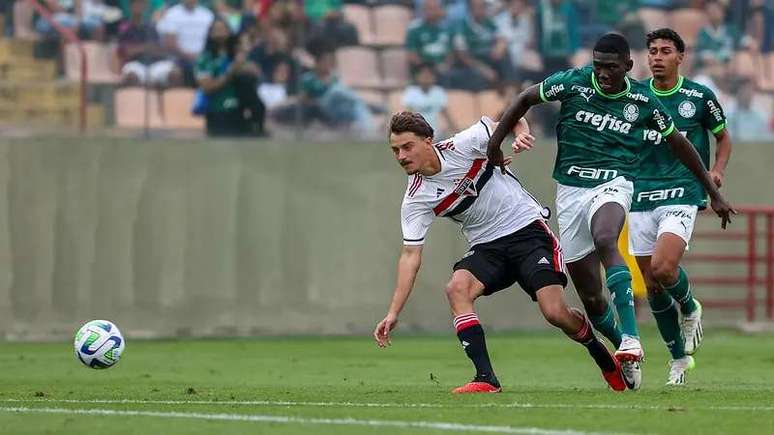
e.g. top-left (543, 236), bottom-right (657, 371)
top-left (710, 194), bottom-right (737, 229)
top-left (487, 147), bottom-right (508, 174)
top-left (709, 169), bottom-right (724, 188)
top-left (511, 132), bottom-right (535, 154)
top-left (374, 314), bottom-right (398, 348)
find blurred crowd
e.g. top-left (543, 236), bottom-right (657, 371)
top-left (1, 0), bottom-right (772, 139)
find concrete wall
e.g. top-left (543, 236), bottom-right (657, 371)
top-left (1, 136), bottom-right (772, 340)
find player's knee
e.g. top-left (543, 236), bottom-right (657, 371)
top-left (444, 279), bottom-right (473, 304)
top-left (651, 258), bottom-right (679, 285)
top-left (541, 302), bottom-right (570, 328)
top-left (592, 231), bottom-right (619, 253)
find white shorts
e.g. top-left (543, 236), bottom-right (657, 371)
top-left (121, 60), bottom-right (177, 86)
top-left (628, 205), bottom-right (698, 256)
top-left (556, 176), bottom-right (634, 262)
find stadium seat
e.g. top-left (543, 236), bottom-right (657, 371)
top-left (387, 89), bottom-right (405, 115)
top-left (381, 48), bottom-right (410, 88)
top-left (336, 47), bottom-right (382, 88)
top-left (570, 49), bottom-right (591, 68)
top-left (355, 88), bottom-right (387, 129)
top-left (477, 90), bottom-right (505, 120)
top-left (446, 91), bottom-right (478, 128)
top-left (372, 5), bottom-right (412, 46)
top-left (759, 53), bottom-right (774, 92)
top-left (342, 4), bottom-right (375, 45)
top-left (64, 42), bottom-right (120, 84)
top-left (520, 49), bottom-right (544, 72)
top-left (114, 87), bottom-right (163, 128)
top-left (669, 8), bottom-right (707, 48)
top-left (730, 50), bottom-right (758, 80)
top-left (162, 88), bottom-right (204, 129)
top-left (637, 8), bottom-right (669, 32)
top-left (13, 0), bottom-right (38, 40)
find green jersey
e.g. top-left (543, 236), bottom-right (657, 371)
top-left (632, 76), bottom-right (726, 211)
top-left (405, 20), bottom-right (453, 65)
top-left (194, 52), bottom-right (239, 113)
top-left (539, 66), bottom-right (676, 188)
top-left (454, 17), bottom-right (501, 61)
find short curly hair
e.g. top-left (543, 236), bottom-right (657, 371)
top-left (389, 111), bottom-right (434, 139)
top-left (646, 28), bottom-right (686, 53)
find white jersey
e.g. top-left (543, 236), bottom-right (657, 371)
top-left (401, 117), bottom-right (546, 247)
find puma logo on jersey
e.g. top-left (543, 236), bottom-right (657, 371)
top-left (567, 165), bottom-right (619, 181)
top-left (571, 85), bottom-right (595, 102)
top-left (636, 187), bottom-right (685, 202)
top-left (574, 110), bottom-right (632, 134)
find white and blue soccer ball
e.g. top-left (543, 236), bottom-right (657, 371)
top-left (73, 320), bottom-right (125, 369)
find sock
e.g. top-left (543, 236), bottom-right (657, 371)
top-left (606, 265), bottom-right (639, 338)
top-left (665, 266), bottom-right (697, 315)
top-left (454, 313), bottom-right (499, 386)
top-left (589, 302), bottom-right (623, 348)
top-left (648, 291), bottom-right (686, 359)
top-left (566, 308), bottom-right (616, 372)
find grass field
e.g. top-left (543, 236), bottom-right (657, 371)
top-left (1, 327), bottom-right (772, 434)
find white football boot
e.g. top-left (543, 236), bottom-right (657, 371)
top-left (666, 355), bottom-right (695, 386)
top-left (682, 300), bottom-right (704, 355)
top-left (615, 335), bottom-right (644, 390)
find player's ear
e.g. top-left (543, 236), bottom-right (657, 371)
top-left (625, 58), bottom-right (633, 72)
top-left (676, 51), bottom-right (684, 65)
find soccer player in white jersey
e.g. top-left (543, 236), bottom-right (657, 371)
top-left (373, 111), bottom-right (627, 393)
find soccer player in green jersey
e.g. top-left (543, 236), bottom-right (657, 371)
top-left (628, 28), bottom-right (733, 385)
top-left (486, 33), bottom-right (734, 391)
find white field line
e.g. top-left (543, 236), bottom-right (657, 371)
top-left (0, 406), bottom-right (622, 435)
top-left (2, 398), bottom-right (773, 412)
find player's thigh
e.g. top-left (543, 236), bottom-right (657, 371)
top-left (628, 210), bottom-right (658, 256)
top-left (509, 221), bottom-right (569, 302)
top-left (555, 183), bottom-right (595, 263)
top-left (587, 177), bottom-right (633, 240)
top-left (652, 205), bottom-right (697, 272)
top-left (453, 244), bottom-right (509, 297)
top-left (446, 269), bottom-right (487, 300)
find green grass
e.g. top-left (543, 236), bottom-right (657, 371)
top-left (1, 328), bottom-right (773, 434)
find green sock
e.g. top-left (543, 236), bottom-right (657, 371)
top-left (648, 291), bottom-right (686, 359)
top-left (665, 267), bottom-right (697, 315)
top-left (606, 265), bottom-right (639, 338)
top-left (589, 303), bottom-right (622, 348)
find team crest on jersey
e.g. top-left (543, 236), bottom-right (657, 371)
top-left (678, 100), bottom-right (696, 118)
top-left (453, 178), bottom-right (478, 197)
top-left (623, 103), bottom-right (639, 122)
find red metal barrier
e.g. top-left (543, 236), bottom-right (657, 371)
top-left (26, 0), bottom-right (87, 132)
top-left (684, 205), bottom-right (774, 322)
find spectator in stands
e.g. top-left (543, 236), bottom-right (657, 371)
top-left (212, 0), bottom-right (246, 32)
top-left (118, 0), bottom-right (166, 22)
top-left (401, 62), bottom-right (456, 136)
top-left (695, 0), bottom-right (741, 81)
top-left (272, 48), bottom-right (374, 134)
top-left (535, 0), bottom-right (579, 73)
top-left (414, 0), bottom-right (468, 28)
top-left (452, 0), bottom-right (512, 90)
top-left (258, 60), bottom-right (290, 109)
top-left (243, 15), bottom-right (300, 95)
top-left (743, 1), bottom-right (773, 54)
top-left (36, 0), bottom-right (107, 40)
top-left (157, 0), bottom-right (214, 86)
top-left (118, 0), bottom-right (182, 87)
top-left (495, 0), bottom-right (535, 78)
top-left (304, 0), bottom-right (359, 51)
top-left (726, 79), bottom-right (773, 141)
top-left (406, 0), bottom-right (454, 77)
top-left (195, 17), bottom-right (267, 136)
top-left (261, 0), bottom-right (307, 49)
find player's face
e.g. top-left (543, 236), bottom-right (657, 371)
top-left (390, 132), bottom-right (433, 175)
top-left (592, 52), bottom-right (633, 94)
top-left (648, 38), bottom-right (683, 80)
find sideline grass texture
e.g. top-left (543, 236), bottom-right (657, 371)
top-left (1, 327), bottom-right (772, 434)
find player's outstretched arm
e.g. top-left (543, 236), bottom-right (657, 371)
top-left (374, 245), bottom-right (423, 348)
top-left (665, 131), bottom-right (736, 228)
top-left (709, 129), bottom-right (733, 187)
top-left (486, 84), bottom-right (543, 172)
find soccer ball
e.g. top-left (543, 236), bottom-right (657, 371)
top-left (73, 320), bottom-right (125, 369)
